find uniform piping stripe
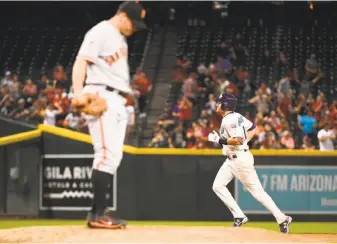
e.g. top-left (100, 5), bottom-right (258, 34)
top-left (95, 92), bottom-right (107, 170)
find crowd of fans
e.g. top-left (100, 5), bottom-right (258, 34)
top-left (1, 31), bottom-right (336, 150)
top-left (149, 33), bottom-right (337, 151)
top-left (0, 65), bottom-right (152, 144)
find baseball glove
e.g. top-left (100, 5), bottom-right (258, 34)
top-left (71, 93), bottom-right (108, 116)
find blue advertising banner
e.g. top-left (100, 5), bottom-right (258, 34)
top-left (235, 166), bottom-right (337, 215)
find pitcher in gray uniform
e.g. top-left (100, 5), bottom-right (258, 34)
top-left (71, 1), bottom-right (147, 229)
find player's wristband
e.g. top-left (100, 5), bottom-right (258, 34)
top-left (218, 138), bottom-right (228, 145)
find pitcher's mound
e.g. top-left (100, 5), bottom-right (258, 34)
top-left (0, 225), bottom-right (336, 243)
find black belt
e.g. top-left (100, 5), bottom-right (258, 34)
top-left (228, 149), bottom-right (247, 160)
top-left (88, 84), bottom-right (128, 98)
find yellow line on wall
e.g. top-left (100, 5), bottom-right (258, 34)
top-left (0, 130), bottom-right (41, 146)
top-left (1, 124), bottom-right (337, 157)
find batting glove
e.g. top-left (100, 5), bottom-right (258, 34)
top-left (208, 130), bottom-right (220, 143)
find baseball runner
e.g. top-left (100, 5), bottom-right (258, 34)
top-left (208, 93), bottom-right (292, 234)
top-left (71, 1), bottom-right (147, 229)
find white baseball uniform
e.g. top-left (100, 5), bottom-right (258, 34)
top-left (317, 128), bottom-right (335, 151)
top-left (77, 21), bottom-right (131, 175)
top-left (212, 112), bottom-right (287, 224)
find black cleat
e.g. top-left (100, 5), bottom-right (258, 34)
top-left (279, 216), bottom-right (292, 234)
top-left (233, 217), bottom-right (249, 227)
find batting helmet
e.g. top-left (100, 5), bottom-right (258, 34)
top-left (215, 93), bottom-right (237, 111)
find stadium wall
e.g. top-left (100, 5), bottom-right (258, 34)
top-left (0, 116), bottom-right (36, 137)
top-left (1, 124), bottom-right (337, 221)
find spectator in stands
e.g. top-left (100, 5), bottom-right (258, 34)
top-left (318, 112), bottom-right (330, 129)
top-left (178, 96), bottom-right (193, 129)
top-left (0, 100), bottom-right (12, 116)
top-left (300, 135), bottom-right (315, 150)
top-left (197, 74), bottom-right (215, 104)
top-left (37, 73), bottom-right (53, 92)
top-left (264, 110), bottom-right (282, 134)
top-left (197, 63), bottom-right (208, 75)
top-left (174, 56), bottom-right (188, 82)
top-left (277, 73), bottom-right (291, 97)
top-left (200, 120), bottom-right (212, 146)
top-left (8, 98), bottom-right (26, 119)
top-left (280, 116), bottom-right (291, 133)
top-left (183, 72), bottom-right (198, 103)
top-left (289, 68), bottom-right (301, 94)
top-left (260, 132), bottom-right (277, 150)
top-left (168, 122), bottom-right (186, 148)
top-left (277, 91), bottom-right (293, 118)
top-left (171, 101), bottom-right (180, 119)
top-left (0, 86), bottom-right (10, 108)
top-left (148, 130), bottom-right (169, 148)
top-left (259, 82), bottom-right (272, 97)
top-left (329, 103), bottom-right (337, 128)
top-left (216, 78), bottom-right (230, 95)
top-left (317, 123), bottom-right (335, 151)
top-left (224, 82), bottom-right (239, 97)
top-left (294, 93), bottom-right (309, 116)
top-left (306, 93), bottom-right (315, 106)
top-left (280, 130), bottom-right (295, 149)
top-left (0, 71), bottom-right (12, 87)
top-left (42, 102), bottom-right (63, 126)
top-left (186, 125), bottom-right (196, 148)
top-left (312, 92), bottom-right (326, 123)
top-left (233, 66), bottom-right (249, 93)
top-left (8, 73), bottom-right (21, 99)
top-left (176, 55), bottom-right (191, 72)
top-left (254, 112), bottom-right (264, 124)
top-left (132, 69), bottom-right (152, 117)
top-left (51, 90), bottom-right (70, 124)
top-left (299, 111), bottom-right (317, 144)
top-left (215, 56), bottom-right (232, 75)
top-left (205, 93), bottom-right (216, 115)
top-left (25, 100), bottom-right (44, 123)
top-left (197, 110), bottom-right (209, 125)
top-left (63, 110), bottom-right (86, 131)
top-left (157, 112), bottom-right (177, 132)
top-left (208, 63), bottom-right (216, 74)
top-left (190, 122), bottom-right (204, 149)
top-left (13, 103), bottom-right (34, 120)
top-left (299, 78), bottom-right (311, 98)
top-left (53, 65), bottom-right (69, 91)
top-left (305, 54), bottom-right (322, 84)
top-left (259, 124), bottom-right (276, 148)
top-left (248, 88), bottom-right (270, 115)
top-left (22, 78), bottom-right (37, 99)
top-left (251, 121), bottom-right (265, 148)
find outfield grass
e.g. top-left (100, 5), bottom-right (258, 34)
top-left (0, 220), bottom-right (336, 234)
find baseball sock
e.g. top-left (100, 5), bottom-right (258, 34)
top-left (91, 169), bottom-right (111, 217)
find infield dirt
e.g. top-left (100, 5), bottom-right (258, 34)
top-left (0, 225), bottom-right (336, 243)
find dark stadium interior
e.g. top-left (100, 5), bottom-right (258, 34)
top-left (1, 1), bottom-right (337, 150)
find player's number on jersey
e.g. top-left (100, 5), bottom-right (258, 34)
top-left (238, 116), bottom-right (247, 140)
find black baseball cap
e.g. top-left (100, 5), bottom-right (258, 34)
top-left (118, 1), bottom-right (147, 31)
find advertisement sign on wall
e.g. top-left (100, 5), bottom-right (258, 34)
top-left (40, 155), bottom-right (117, 211)
top-left (235, 165), bottom-right (337, 214)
